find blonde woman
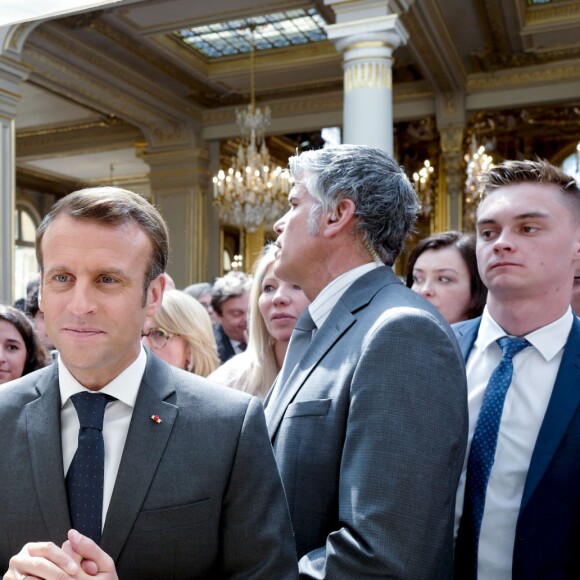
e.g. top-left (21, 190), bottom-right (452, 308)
top-left (208, 245), bottom-right (310, 398)
top-left (142, 289), bottom-right (219, 377)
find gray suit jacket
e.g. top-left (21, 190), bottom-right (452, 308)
top-left (267, 266), bottom-right (468, 579)
top-left (0, 352), bottom-right (298, 579)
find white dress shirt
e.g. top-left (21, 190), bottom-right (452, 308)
top-left (454, 306), bottom-right (573, 580)
top-left (60, 346), bottom-right (146, 529)
top-left (309, 261), bottom-right (381, 329)
top-left (230, 338), bottom-right (246, 354)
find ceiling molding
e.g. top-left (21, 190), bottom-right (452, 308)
top-left (467, 56), bottom-right (580, 91)
top-left (402, 0), bottom-right (465, 94)
top-left (17, 118), bottom-right (142, 159)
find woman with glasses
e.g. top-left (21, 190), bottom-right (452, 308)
top-left (142, 289), bottom-right (219, 377)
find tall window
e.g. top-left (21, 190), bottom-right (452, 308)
top-left (14, 205), bottom-right (39, 301)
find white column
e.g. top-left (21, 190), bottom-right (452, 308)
top-left (0, 49), bottom-right (29, 304)
top-left (325, 1), bottom-right (409, 155)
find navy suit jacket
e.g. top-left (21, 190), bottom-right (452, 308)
top-left (214, 324), bottom-right (236, 364)
top-left (454, 316), bottom-right (580, 580)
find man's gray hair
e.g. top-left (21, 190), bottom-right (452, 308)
top-left (289, 145), bottom-right (419, 265)
top-left (183, 282), bottom-right (213, 300)
top-left (211, 271), bottom-right (251, 315)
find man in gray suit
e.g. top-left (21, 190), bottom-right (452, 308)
top-left (264, 145), bottom-right (468, 579)
top-left (1, 187), bottom-right (297, 579)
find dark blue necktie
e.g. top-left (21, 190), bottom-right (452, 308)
top-left (66, 392), bottom-right (113, 544)
top-left (455, 336), bottom-right (530, 579)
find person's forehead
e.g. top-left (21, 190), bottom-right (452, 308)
top-left (223, 294), bottom-right (248, 309)
top-left (290, 182), bottom-right (313, 199)
top-left (0, 319), bottom-right (24, 340)
top-left (416, 246), bottom-right (464, 267)
top-left (42, 215), bottom-right (150, 252)
top-left (477, 182), bottom-right (564, 219)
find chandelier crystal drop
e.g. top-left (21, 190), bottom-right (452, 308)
top-left (464, 134), bottom-right (494, 202)
top-left (413, 159), bottom-right (435, 218)
top-left (212, 28), bottom-right (291, 233)
top-left (463, 134), bottom-right (494, 227)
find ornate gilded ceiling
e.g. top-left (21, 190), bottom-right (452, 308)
top-left (7, 0), bottom-right (580, 190)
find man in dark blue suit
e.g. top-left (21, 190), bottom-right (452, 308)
top-left (453, 159), bottom-right (580, 580)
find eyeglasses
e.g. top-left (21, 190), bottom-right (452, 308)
top-left (141, 327), bottom-right (175, 350)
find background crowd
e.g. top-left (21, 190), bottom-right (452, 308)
top-left (0, 148), bottom-right (578, 579)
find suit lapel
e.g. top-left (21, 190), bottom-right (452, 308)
top-left (452, 317), bottom-right (481, 362)
top-left (26, 366), bottom-right (71, 543)
top-left (268, 302), bottom-right (356, 440)
top-left (268, 267), bottom-right (397, 441)
top-left (521, 318), bottom-right (580, 510)
top-left (100, 355), bottom-right (178, 561)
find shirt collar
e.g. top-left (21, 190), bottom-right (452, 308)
top-left (477, 306), bottom-right (573, 362)
top-left (58, 345), bottom-right (147, 408)
top-left (309, 262), bottom-right (380, 329)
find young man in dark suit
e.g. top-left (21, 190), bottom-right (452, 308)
top-left (453, 159), bottom-right (580, 580)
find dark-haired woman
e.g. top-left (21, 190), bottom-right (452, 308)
top-left (406, 231), bottom-right (487, 323)
top-left (0, 304), bottom-right (50, 385)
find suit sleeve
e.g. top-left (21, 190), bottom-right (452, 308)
top-left (221, 396), bottom-right (299, 579)
top-left (299, 309), bottom-right (468, 579)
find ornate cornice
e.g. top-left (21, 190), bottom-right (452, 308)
top-left (393, 79), bottom-right (432, 99)
top-left (468, 58), bottom-right (580, 91)
top-left (17, 118), bottom-right (142, 159)
top-left (526, 2), bottom-right (580, 25)
top-left (16, 165), bottom-right (82, 193)
top-left (17, 115), bottom-right (123, 139)
top-left (202, 89), bottom-right (343, 125)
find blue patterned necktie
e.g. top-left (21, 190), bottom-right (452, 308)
top-left (455, 336), bottom-right (530, 579)
top-left (66, 392), bottom-right (113, 544)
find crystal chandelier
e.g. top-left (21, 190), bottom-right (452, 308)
top-left (464, 135), bottom-right (494, 202)
top-left (212, 27), bottom-right (291, 233)
top-left (464, 134), bottom-right (494, 227)
top-left (412, 159), bottom-right (435, 218)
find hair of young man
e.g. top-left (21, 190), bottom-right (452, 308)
top-left (288, 144), bottom-right (420, 266)
top-left (35, 187), bottom-right (169, 304)
top-left (477, 158), bottom-right (580, 222)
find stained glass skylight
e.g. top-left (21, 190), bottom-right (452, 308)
top-left (175, 8), bottom-right (328, 58)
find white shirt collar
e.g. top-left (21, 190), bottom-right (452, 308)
top-left (309, 262), bottom-right (381, 329)
top-left (58, 345), bottom-right (147, 408)
top-left (477, 305), bottom-right (573, 362)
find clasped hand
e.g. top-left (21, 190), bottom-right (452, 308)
top-left (5, 529), bottom-right (117, 580)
